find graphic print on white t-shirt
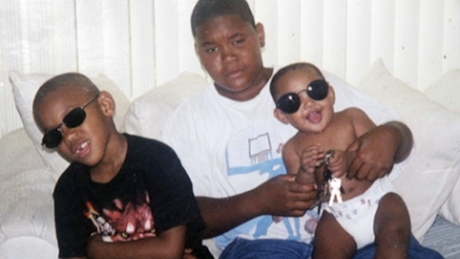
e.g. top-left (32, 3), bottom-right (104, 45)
top-left (215, 123), bottom-right (318, 249)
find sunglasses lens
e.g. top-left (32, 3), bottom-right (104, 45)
top-left (307, 80), bottom-right (329, 101)
top-left (63, 108), bottom-right (86, 128)
top-left (42, 128), bottom-right (63, 149)
top-left (277, 93), bottom-right (301, 114)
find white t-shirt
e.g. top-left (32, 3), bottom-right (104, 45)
top-left (162, 68), bottom-right (402, 249)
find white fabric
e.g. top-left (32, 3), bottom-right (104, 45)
top-left (357, 59), bottom-right (460, 239)
top-left (162, 67), bottom-right (401, 250)
top-left (9, 70), bottom-right (130, 180)
top-left (0, 138), bottom-right (59, 258)
top-left (423, 69), bottom-right (460, 226)
top-left (0, 128), bottom-right (59, 257)
top-left (124, 72), bottom-right (209, 140)
top-left (424, 69), bottom-right (460, 113)
top-left (0, 237), bottom-right (58, 259)
top-left (324, 177), bottom-right (394, 249)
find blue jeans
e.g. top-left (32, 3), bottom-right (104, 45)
top-left (220, 235), bottom-right (443, 259)
top-left (354, 234), bottom-right (444, 259)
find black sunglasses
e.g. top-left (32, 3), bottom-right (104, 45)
top-left (41, 94), bottom-right (100, 149)
top-left (276, 80), bottom-right (329, 114)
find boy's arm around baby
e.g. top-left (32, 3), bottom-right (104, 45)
top-left (346, 121), bottom-right (413, 181)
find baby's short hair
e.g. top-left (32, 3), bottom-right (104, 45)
top-left (191, 0), bottom-right (256, 37)
top-left (270, 62), bottom-right (325, 101)
top-left (33, 73), bottom-right (100, 114)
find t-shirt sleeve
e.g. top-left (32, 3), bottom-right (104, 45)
top-left (323, 70), bottom-right (401, 124)
top-left (146, 142), bottom-right (204, 236)
top-left (162, 100), bottom-right (213, 197)
top-left (54, 171), bottom-right (92, 258)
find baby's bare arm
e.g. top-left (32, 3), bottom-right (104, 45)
top-left (326, 150), bottom-right (354, 179)
top-left (284, 144), bottom-right (324, 185)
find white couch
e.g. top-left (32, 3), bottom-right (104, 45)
top-left (1, 59), bottom-right (460, 258)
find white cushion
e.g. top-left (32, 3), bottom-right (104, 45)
top-left (0, 168), bottom-right (56, 245)
top-left (357, 59), bottom-right (460, 239)
top-left (0, 128), bottom-right (48, 179)
top-left (9, 70), bottom-right (130, 179)
top-left (0, 237), bottom-right (57, 259)
top-left (424, 69), bottom-right (460, 225)
top-left (124, 72), bottom-right (209, 140)
top-left (424, 69), bottom-right (460, 113)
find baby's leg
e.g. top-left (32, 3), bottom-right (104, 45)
top-left (313, 211), bottom-right (356, 259)
top-left (373, 192), bottom-right (411, 259)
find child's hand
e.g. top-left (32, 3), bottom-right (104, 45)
top-left (327, 150), bottom-right (350, 178)
top-left (300, 144), bottom-right (325, 174)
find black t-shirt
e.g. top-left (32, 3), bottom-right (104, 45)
top-left (54, 134), bottom-right (212, 258)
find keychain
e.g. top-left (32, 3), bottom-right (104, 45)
top-left (312, 150), bottom-right (344, 213)
top-left (323, 150), bottom-right (344, 206)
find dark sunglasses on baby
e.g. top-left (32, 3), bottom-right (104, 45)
top-left (41, 94), bottom-right (99, 149)
top-left (276, 79), bottom-right (329, 114)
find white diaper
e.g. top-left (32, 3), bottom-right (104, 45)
top-left (323, 176), bottom-right (394, 249)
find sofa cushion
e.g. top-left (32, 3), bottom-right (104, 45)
top-left (424, 69), bottom-right (460, 226)
top-left (357, 59), bottom-right (460, 239)
top-left (0, 237), bottom-right (57, 259)
top-left (0, 168), bottom-right (56, 249)
top-left (0, 128), bottom-right (47, 179)
top-left (0, 128), bottom-right (59, 255)
top-left (124, 72), bottom-right (209, 140)
top-left (423, 216), bottom-right (460, 259)
top-left (9, 70), bottom-right (130, 179)
top-left (424, 69), bottom-right (460, 113)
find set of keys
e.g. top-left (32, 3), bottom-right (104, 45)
top-left (313, 150), bottom-right (345, 213)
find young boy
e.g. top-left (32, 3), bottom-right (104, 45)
top-left (32, 73), bottom-right (213, 259)
top-left (163, 0), bottom-right (440, 258)
top-left (270, 62), bottom-right (412, 258)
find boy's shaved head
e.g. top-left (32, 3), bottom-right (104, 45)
top-left (33, 73), bottom-right (100, 127)
top-left (33, 73), bottom-right (99, 111)
top-left (191, 0), bottom-right (256, 37)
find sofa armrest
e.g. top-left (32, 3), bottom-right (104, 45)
top-left (0, 128), bottom-right (58, 258)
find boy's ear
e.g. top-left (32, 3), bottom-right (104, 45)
top-left (98, 91), bottom-right (116, 117)
top-left (274, 108), bottom-right (290, 125)
top-left (255, 22), bottom-right (266, 48)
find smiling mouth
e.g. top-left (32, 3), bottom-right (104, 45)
top-left (75, 140), bottom-right (90, 157)
top-left (307, 111), bottom-right (322, 123)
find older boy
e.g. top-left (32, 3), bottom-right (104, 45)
top-left (163, 0), bottom-right (432, 258)
top-left (33, 73), bottom-right (213, 259)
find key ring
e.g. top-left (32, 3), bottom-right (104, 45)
top-left (325, 150), bottom-right (334, 165)
top-left (323, 150), bottom-right (335, 180)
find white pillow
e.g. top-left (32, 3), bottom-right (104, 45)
top-left (124, 72), bottom-right (209, 140)
top-left (424, 69), bottom-right (460, 225)
top-left (424, 69), bottom-right (460, 113)
top-left (357, 59), bottom-right (460, 239)
top-left (0, 168), bottom-right (56, 246)
top-left (9, 70), bottom-right (130, 178)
